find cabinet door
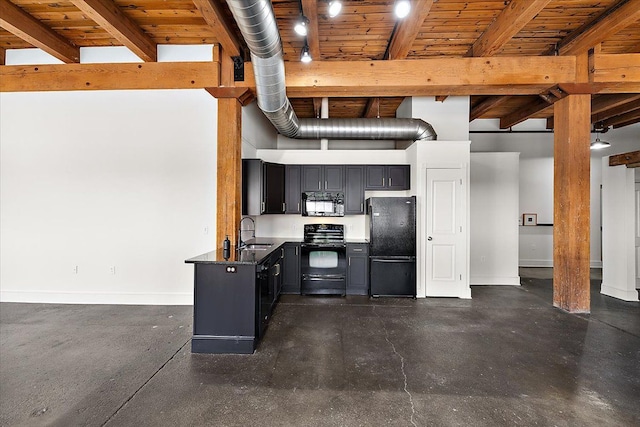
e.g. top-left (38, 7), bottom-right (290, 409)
top-left (282, 243), bottom-right (300, 294)
top-left (285, 165), bottom-right (302, 214)
top-left (324, 165), bottom-right (344, 192)
top-left (365, 165), bottom-right (386, 190)
top-left (345, 166), bottom-right (365, 215)
top-left (242, 159), bottom-right (264, 215)
top-left (264, 162), bottom-right (285, 214)
top-left (302, 165), bottom-right (323, 192)
top-left (387, 165), bottom-right (410, 190)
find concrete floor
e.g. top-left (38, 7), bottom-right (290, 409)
top-left (1, 269), bottom-right (638, 426)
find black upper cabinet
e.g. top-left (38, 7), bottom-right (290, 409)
top-left (242, 159), bottom-right (285, 215)
top-left (285, 165), bottom-right (301, 214)
top-left (364, 165), bottom-right (410, 191)
top-left (345, 166), bottom-right (365, 215)
top-left (302, 165), bottom-right (344, 192)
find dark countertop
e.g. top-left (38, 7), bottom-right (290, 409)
top-left (185, 237), bottom-right (369, 265)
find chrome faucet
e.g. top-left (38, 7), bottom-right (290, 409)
top-left (237, 217), bottom-right (256, 249)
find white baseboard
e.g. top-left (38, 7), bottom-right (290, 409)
top-left (0, 290), bottom-right (193, 305)
top-left (470, 276), bottom-right (521, 286)
top-left (519, 260), bottom-right (603, 268)
top-left (600, 284), bottom-right (639, 302)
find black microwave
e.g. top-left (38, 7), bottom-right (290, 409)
top-left (302, 192), bottom-right (345, 217)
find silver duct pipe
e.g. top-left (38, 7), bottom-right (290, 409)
top-left (225, 0), bottom-right (437, 141)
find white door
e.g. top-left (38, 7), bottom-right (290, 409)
top-left (426, 168), bottom-right (467, 297)
top-left (635, 182), bottom-right (640, 289)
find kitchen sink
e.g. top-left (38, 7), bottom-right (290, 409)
top-left (242, 243), bottom-right (273, 250)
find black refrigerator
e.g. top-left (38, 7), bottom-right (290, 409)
top-left (366, 196), bottom-right (416, 297)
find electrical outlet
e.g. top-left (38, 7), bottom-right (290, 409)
top-left (73, 265), bottom-right (78, 274)
top-left (204, 226), bottom-right (209, 234)
top-left (109, 266), bottom-right (116, 275)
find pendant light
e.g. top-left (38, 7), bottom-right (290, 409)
top-left (300, 44), bottom-right (312, 63)
top-left (394, 0), bottom-right (411, 19)
top-left (294, 16), bottom-right (309, 36)
top-left (590, 135), bottom-right (611, 150)
top-left (328, 0), bottom-right (342, 17)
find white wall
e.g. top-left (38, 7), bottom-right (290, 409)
top-left (0, 90), bottom-right (217, 305)
top-left (601, 159), bottom-right (638, 301)
top-left (470, 153), bottom-right (520, 285)
top-left (470, 119), bottom-right (640, 268)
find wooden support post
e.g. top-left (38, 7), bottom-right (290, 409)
top-left (216, 98), bottom-right (242, 249)
top-left (553, 94), bottom-right (591, 313)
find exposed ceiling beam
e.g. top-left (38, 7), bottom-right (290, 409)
top-left (500, 86), bottom-right (567, 129)
top-left (312, 98), bottom-right (322, 118)
top-left (556, 0), bottom-right (640, 56)
top-left (591, 53), bottom-right (640, 85)
top-left (592, 94), bottom-right (640, 115)
top-left (470, 95), bottom-right (511, 121)
top-left (612, 117), bottom-right (640, 129)
top-left (70, 0), bottom-right (156, 62)
top-left (363, 98), bottom-right (380, 118)
top-left (593, 98), bottom-right (640, 123)
top-left (387, 0), bottom-right (434, 60)
top-left (192, 0), bottom-right (243, 58)
top-left (0, 0), bottom-right (79, 63)
top-left (602, 108), bottom-right (640, 128)
top-left (609, 150), bottom-right (640, 167)
top-left (0, 62), bottom-right (218, 91)
top-left (435, 96), bottom-right (448, 102)
top-left (467, 0), bottom-right (552, 57)
top-left (205, 87), bottom-right (254, 106)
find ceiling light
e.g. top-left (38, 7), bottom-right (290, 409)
top-left (300, 45), bottom-right (312, 63)
top-left (590, 135), bottom-right (611, 150)
top-left (294, 16), bottom-right (309, 36)
top-left (328, 0), bottom-right (342, 17)
top-left (394, 0), bottom-right (411, 19)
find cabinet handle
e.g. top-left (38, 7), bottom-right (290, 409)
top-left (282, 203), bottom-right (286, 212)
top-left (295, 246), bottom-right (298, 255)
top-left (318, 181), bottom-right (321, 190)
top-left (275, 264), bottom-right (280, 276)
top-left (297, 202), bottom-right (300, 212)
top-left (281, 248), bottom-right (284, 259)
top-left (389, 177), bottom-right (391, 187)
top-left (361, 203), bottom-right (363, 212)
top-left (349, 257), bottom-right (351, 266)
top-left (261, 201), bottom-right (265, 212)
top-left (325, 180), bottom-right (328, 189)
top-left (353, 248), bottom-right (363, 252)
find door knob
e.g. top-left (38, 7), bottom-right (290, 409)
top-left (428, 236), bottom-right (433, 241)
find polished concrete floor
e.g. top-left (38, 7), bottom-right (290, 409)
top-left (1, 269), bottom-right (638, 426)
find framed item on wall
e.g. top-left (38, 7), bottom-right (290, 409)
top-left (523, 213), bottom-right (537, 226)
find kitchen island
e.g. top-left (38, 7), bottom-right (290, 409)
top-left (185, 239), bottom-right (291, 354)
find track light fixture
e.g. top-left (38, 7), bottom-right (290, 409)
top-left (294, 16), bottom-right (309, 36)
top-left (394, 0), bottom-right (411, 19)
top-left (328, 0), bottom-right (342, 17)
top-left (300, 44), bottom-right (312, 63)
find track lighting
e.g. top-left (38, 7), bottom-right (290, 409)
top-left (394, 0), bottom-right (411, 19)
top-left (300, 44), bottom-right (312, 63)
top-left (294, 16), bottom-right (309, 36)
top-left (590, 135), bottom-right (611, 150)
top-left (328, 0), bottom-right (342, 17)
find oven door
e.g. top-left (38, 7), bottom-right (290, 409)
top-left (300, 244), bottom-right (346, 295)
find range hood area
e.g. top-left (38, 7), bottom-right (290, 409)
top-left (225, 0), bottom-right (437, 142)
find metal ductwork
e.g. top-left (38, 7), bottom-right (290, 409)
top-left (225, 0), bottom-right (437, 141)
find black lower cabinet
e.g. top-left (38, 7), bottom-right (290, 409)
top-left (346, 243), bottom-right (369, 295)
top-left (282, 243), bottom-right (300, 294)
top-left (192, 263), bottom-right (260, 354)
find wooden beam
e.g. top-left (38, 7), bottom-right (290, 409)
top-left (435, 96), bottom-right (448, 102)
top-left (592, 94), bottom-right (640, 115)
top-left (301, 0), bottom-right (320, 60)
top-left (591, 53), bottom-right (640, 85)
top-left (70, 0), bottom-right (156, 62)
top-left (500, 86), bottom-right (567, 129)
top-left (557, 0), bottom-right (640, 56)
top-left (553, 95), bottom-right (591, 313)
top-left (592, 98), bottom-right (640, 123)
top-left (363, 98), bottom-right (380, 118)
top-left (0, 0), bottom-right (79, 63)
top-left (609, 151), bottom-right (640, 167)
top-left (0, 62), bottom-right (218, 92)
top-left (387, 0), bottom-right (434, 60)
top-left (612, 117), bottom-right (640, 129)
top-left (205, 87), bottom-right (254, 106)
top-left (193, 0), bottom-right (243, 58)
top-left (470, 95), bottom-right (511, 121)
top-left (602, 108), bottom-right (640, 128)
top-left (0, 47), bottom-right (5, 66)
top-left (467, 0), bottom-right (552, 57)
top-left (216, 98), bottom-right (242, 249)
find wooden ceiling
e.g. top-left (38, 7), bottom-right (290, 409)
top-left (1, 0), bottom-right (639, 129)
